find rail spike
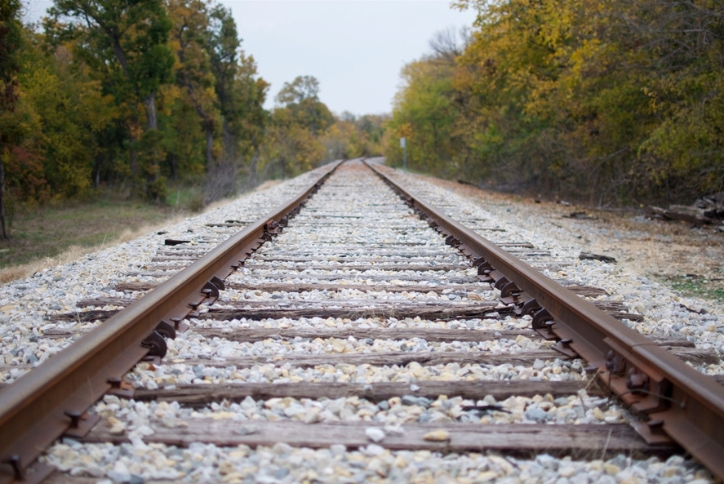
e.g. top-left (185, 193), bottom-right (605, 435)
top-left (500, 281), bottom-right (521, 298)
top-left (202, 281), bottom-right (220, 299)
top-left (210, 275), bottom-right (225, 291)
top-left (141, 331), bottom-right (167, 359)
top-left (531, 308), bottom-right (553, 330)
top-left (518, 298), bottom-right (542, 316)
top-left (155, 320), bottom-right (176, 340)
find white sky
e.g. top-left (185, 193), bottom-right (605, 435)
top-left (24, 0), bottom-right (478, 116)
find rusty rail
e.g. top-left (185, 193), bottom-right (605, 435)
top-left (0, 160), bottom-right (344, 484)
top-left (364, 160), bottom-right (724, 480)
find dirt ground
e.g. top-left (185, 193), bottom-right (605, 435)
top-left (425, 177), bottom-right (724, 303)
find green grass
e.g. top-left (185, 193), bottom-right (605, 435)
top-left (662, 275), bottom-right (724, 303)
top-left (166, 186), bottom-right (205, 212)
top-left (0, 198), bottom-right (176, 269)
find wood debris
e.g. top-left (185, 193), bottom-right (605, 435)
top-left (648, 192), bottom-right (724, 226)
top-left (579, 252), bottom-right (617, 264)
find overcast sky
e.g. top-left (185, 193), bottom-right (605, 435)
top-left (24, 0), bottom-right (478, 116)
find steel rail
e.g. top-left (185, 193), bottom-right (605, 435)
top-left (364, 160), bottom-right (724, 480)
top-left (0, 160), bottom-right (344, 484)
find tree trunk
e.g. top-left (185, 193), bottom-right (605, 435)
top-left (223, 118), bottom-right (234, 159)
top-left (94, 157), bottom-right (100, 188)
top-left (0, 146), bottom-right (8, 239)
top-left (129, 144), bottom-right (138, 177)
top-left (205, 123), bottom-right (214, 169)
top-left (184, 92), bottom-right (214, 169)
top-left (247, 149), bottom-right (259, 188)
top-left (129, 113), bottom-right (139, 177)
top-left (168, 153), bottom-right (177, 180)
top-left (146, 92), bottom-right (157, 131)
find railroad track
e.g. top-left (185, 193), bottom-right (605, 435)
top-left (0, 159), bottom-right (722, 483)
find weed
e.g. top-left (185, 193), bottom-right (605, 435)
top-left (187, 193), bottom-right (205, 213)
top-left (166, 186), bottom-right (205, 212)
top-left (661, 275), bottom-right (724, 302)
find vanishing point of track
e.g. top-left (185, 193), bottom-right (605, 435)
top-left (1, 159), bottom-right (724, 483)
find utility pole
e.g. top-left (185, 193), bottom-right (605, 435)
top-left (400, 137), bottom-right (407, 171)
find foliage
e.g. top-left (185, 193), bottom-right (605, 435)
top-left (387, 57), bottom-right (459, 178)
top-left (20, 39), bottom-right (115, 199)
top-left (324, 113), bottom-right (389, 161)
top-left (258, 76), bottom-right (388, 178)
top-left (5, 1), bottom-right (386, 218)
top-left (387, 0), bottom-right (724, 205)
top-left (276, 75), bottom-right (320, 105)
top-left (0, 0), bottom-right (24, 132)
top-left (258, 75), bottom-right (333, 177)
top-left (45, 0), bottom-right (174, 199)
top-left (167, 0), bottom-right (219, 168)
top-left (0, 0), bottom-right (30, 237)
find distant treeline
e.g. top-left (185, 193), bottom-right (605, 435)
top-left (385, 0), bottom-right (724, 205)
top-left (0, 0), bottom-right (387, 214)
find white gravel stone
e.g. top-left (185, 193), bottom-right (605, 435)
top-left (0, 166), bottom-right (331, 384)
top-left (6, 160), bottom-right (718, 481)
top-left (365, 427), bottom-right (386, 442)
top-left (44, 442), bottom-right (713, 483)
top-left (392, 167), bottom-right (724, 372)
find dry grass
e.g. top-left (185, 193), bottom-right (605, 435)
top-left (0, 248), bottom-right (85, 284)
top-left (253, 180), bottom-right (283, 192)
top-left (0, 200), bottom-right (190, 284)
top-left (0, 180), bottom-right (287, 285)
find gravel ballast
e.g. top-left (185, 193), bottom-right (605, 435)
top-left (1, 159), bottom-right (721, 482)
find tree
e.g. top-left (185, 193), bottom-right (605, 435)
top-left (47, 0), bottom-right (175, 199)
top-left (259, 76), bottom-right (332, 177)
top-left (226, 58), bottom-right (269, 188)
top-left (322, 113), bottom-right (389, 160)
top-left (19, 37), bottom-right (115, 199)
top-left (386, 0), bottom-right (724, 204)
top-left (0, 0), bottom-right (369, 215)
top-left (386, 56), bottom-right (459, 177)
top-left (276, 75), bottom-right (320, 105)
top-left (196, 4), bottom-right (269, 198)
top-left (0, 0), bottom-right (25, 237)
top-left (167, 0), bottom-right (219, 168)
top-left (206, 4), bottom-right (240, 156)
top-left (275, 76), bottom-right (333, 135)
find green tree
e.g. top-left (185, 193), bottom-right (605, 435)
top-left (275, 76), bottom-right (333, 135)
top-left (259, 76), bottom-right (332, 177)
top-left (386, 58), bottom-right (459, 176)
top-left (0, 0), bottom-right (25, 237)
top-left (387, 0), bottom-right (724, 204)
top-left (167, 0), bottom-right (219, 168)
top-left (206, 3), bottom-right (240, 157)
top-left (276, 75), bottom-right (319, 105)
top-left (324, 113), bottom-right (389, 161)
top-left (20, 38), bottom-right (115, 199)
top-left (227, 58), bottom-right (269, 187)
top-left (47, 0), bottom-right (175, 199)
